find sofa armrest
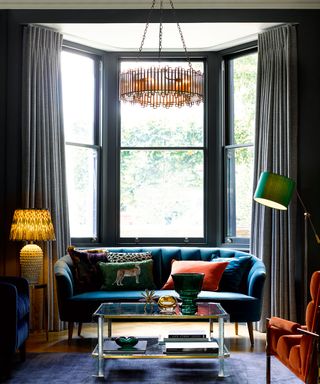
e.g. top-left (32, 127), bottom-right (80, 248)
top-left (0, 278), bottom-right (29, 353)
top-left (0, 276), bottom-right (29, 296)
top-left (247, 260), bottom-right (266, 299)
top-left (54, 255), bottom-right (74, 300)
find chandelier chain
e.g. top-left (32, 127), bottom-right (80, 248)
top-left (138, 0), bottom-right (157, 56)
top-left (158, 0), bottom-right (163, 61)
top-left (168, 0), bottom-right (193, 71)
top-left (119, 0), bottom-right (204, 108)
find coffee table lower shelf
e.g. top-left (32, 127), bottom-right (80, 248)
top-left (92, 337), bottom-right (230, 378)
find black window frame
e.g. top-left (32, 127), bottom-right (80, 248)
top-left (62, 43), bottom-right (103, 244)
top-left (222, 45), bottom-right (258, 248)
top-left (63, 40), bottom-right (257, 250)
top-left (117, 56), bottom-right (207, 245)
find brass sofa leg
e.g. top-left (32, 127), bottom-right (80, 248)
top-left (78, 322), bottom-right (82, 337)
top-left (235, 322), bottom-right (239, 335)
top-left (247, 321), bottom-right (254, 346)
top-left (68, 322), bottom-right (74, 343)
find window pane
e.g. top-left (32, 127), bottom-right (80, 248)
top-left (232, 53), bottom-right (257, 145)
top-left (121, 104), bottom-right (203, 147)
top-left (61, 51), bottom-right (95, 144)
top-left (65, 146), bottom-right (98, 238)
top-left (120, 150), bottom-right (204, 238)
top-left (226, 146), bottom-right (254, 238)
top-left (121, 61), bottom-right (203, 147)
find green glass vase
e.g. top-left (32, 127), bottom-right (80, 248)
top-left (171, 272), bottom-right (204, 315)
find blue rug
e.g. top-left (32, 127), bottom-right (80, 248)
top-left (4, 352), bottom-right (301, 384)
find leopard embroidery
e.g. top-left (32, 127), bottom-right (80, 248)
top-left (112, 264), bottom-right (141, 286)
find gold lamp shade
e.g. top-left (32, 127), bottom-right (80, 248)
top-left (10, 209), bottom-right (55, 284)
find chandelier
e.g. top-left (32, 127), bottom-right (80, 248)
top-left (119, 0), bottom-right (204, 109)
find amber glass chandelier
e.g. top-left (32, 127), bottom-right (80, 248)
top-left (119, 0), bottom-right (204, 109)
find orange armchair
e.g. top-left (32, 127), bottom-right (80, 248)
top-left (266, 271), bottom-right (320, 383)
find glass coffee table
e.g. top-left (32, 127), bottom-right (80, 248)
top-left (92, 302), bottom-right (230, 379)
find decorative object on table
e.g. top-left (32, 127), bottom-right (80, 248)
top-left (140, 289), bottom-right (157, 312)
top-left (171, 272), bottom-right (204, 315)
top-left (119, 0), bottom-right (204, 109)
top-left (157, 295), bottom-right (177, 313)
top-left (104, 339), bottom-right (147, 354)
top-left (254, 171), bottom-right (320, 310)
top-left (115, 336), bottom-right (138, 349)
top-left (9, 209), bottom-right (55, 284)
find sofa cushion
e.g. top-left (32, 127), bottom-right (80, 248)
top-left (68, 248), bottom-right (108, 293)
top-left (161, 260), bottom-right (228, 291)
top-left (98, 259), bottom-right (156, 291)
top-left (106, 251), bottom-right (152, 263)
top-left (211, 256), bottom-right (252, 292)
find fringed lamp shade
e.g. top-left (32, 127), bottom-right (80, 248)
top-left (119, 65), bottom-right (204, 108)
top-left (253, 171), bottom-right (296, 210)
top-left (10, 209), bottom-right (55, 284)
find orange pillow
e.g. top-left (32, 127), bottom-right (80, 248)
top-left (161, 260), bottom-right (229, 291)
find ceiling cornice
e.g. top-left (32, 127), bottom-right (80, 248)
top-left (0, 0), bottom-right (320, 9)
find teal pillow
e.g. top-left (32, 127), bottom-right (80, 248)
top-left (98, 259), bottom-right (156, 291)
top-left (211, 256), bottom-right (252, 292)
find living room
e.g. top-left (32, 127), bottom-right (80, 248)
top-left (1, 0), bottom-right (320, 383)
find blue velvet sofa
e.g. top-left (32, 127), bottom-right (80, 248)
top-left (54, 247), bottom-right (266, 346)
top-left (0, 276), bottom-right (29, 379)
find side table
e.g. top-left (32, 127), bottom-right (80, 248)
top-left (29, 283), bottom-right (48, 341)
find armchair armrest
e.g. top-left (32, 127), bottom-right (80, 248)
top-left (297, 328), bottom-right (319, 338)
top-left (268, 316), bottom-right (301, 333)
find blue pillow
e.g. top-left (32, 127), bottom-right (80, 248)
top-left (211, 256), bottom-right (252, 292)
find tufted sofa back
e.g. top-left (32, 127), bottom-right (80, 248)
top-left (102, 246), bottom-right (262, 292)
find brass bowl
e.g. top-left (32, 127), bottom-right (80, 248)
top-left (158, 295), bottom-right (177, 312)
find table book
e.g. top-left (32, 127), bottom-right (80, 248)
top-left (164, 341), bottom-right (219, 354)
top-left (164, 329), bottom-right (208, 342)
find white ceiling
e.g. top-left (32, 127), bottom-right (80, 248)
top-left (41, 22), bottom-right (280, 51)
top-left (1, 0), bottom-right (320, 9)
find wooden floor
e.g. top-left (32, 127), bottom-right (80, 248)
top-left (26, 322), bottom-right (266, 354)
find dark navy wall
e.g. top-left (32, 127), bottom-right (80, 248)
top-left (0, 9), bottom-right (320, 317)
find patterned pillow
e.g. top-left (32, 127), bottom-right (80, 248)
top-left (68, 247), bottom-right (108, 293)
top-left (98, 259), bottom-right (156, 291)
top-left (106, 252), bottom-right (152, 263)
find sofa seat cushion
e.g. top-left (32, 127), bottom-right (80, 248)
top-left (71, 290), bottom-right (150, 301)
top-left (276, 335), bottom-right (302, 369)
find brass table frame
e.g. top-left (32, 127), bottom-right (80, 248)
top-left (92, 302), bottom-right (230, 379)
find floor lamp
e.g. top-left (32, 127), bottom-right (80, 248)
top-left (254, 171), bottom-right (320, 311)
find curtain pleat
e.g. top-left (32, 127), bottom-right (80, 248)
top-left (21, 25), bottom-right (70, 331)
top-left (251, 25), bottom-right (298, 330)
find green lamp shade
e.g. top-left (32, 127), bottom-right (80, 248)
top-left (254, 171), bottom-right (296, 210)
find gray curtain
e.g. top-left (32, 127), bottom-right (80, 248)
top-left (250, 24), bottom-right (298, 330)
top-left (21, 25), bottom-right (70, 331)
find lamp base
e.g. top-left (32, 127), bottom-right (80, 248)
top-left (20, 244), bottom-right (43, 284)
